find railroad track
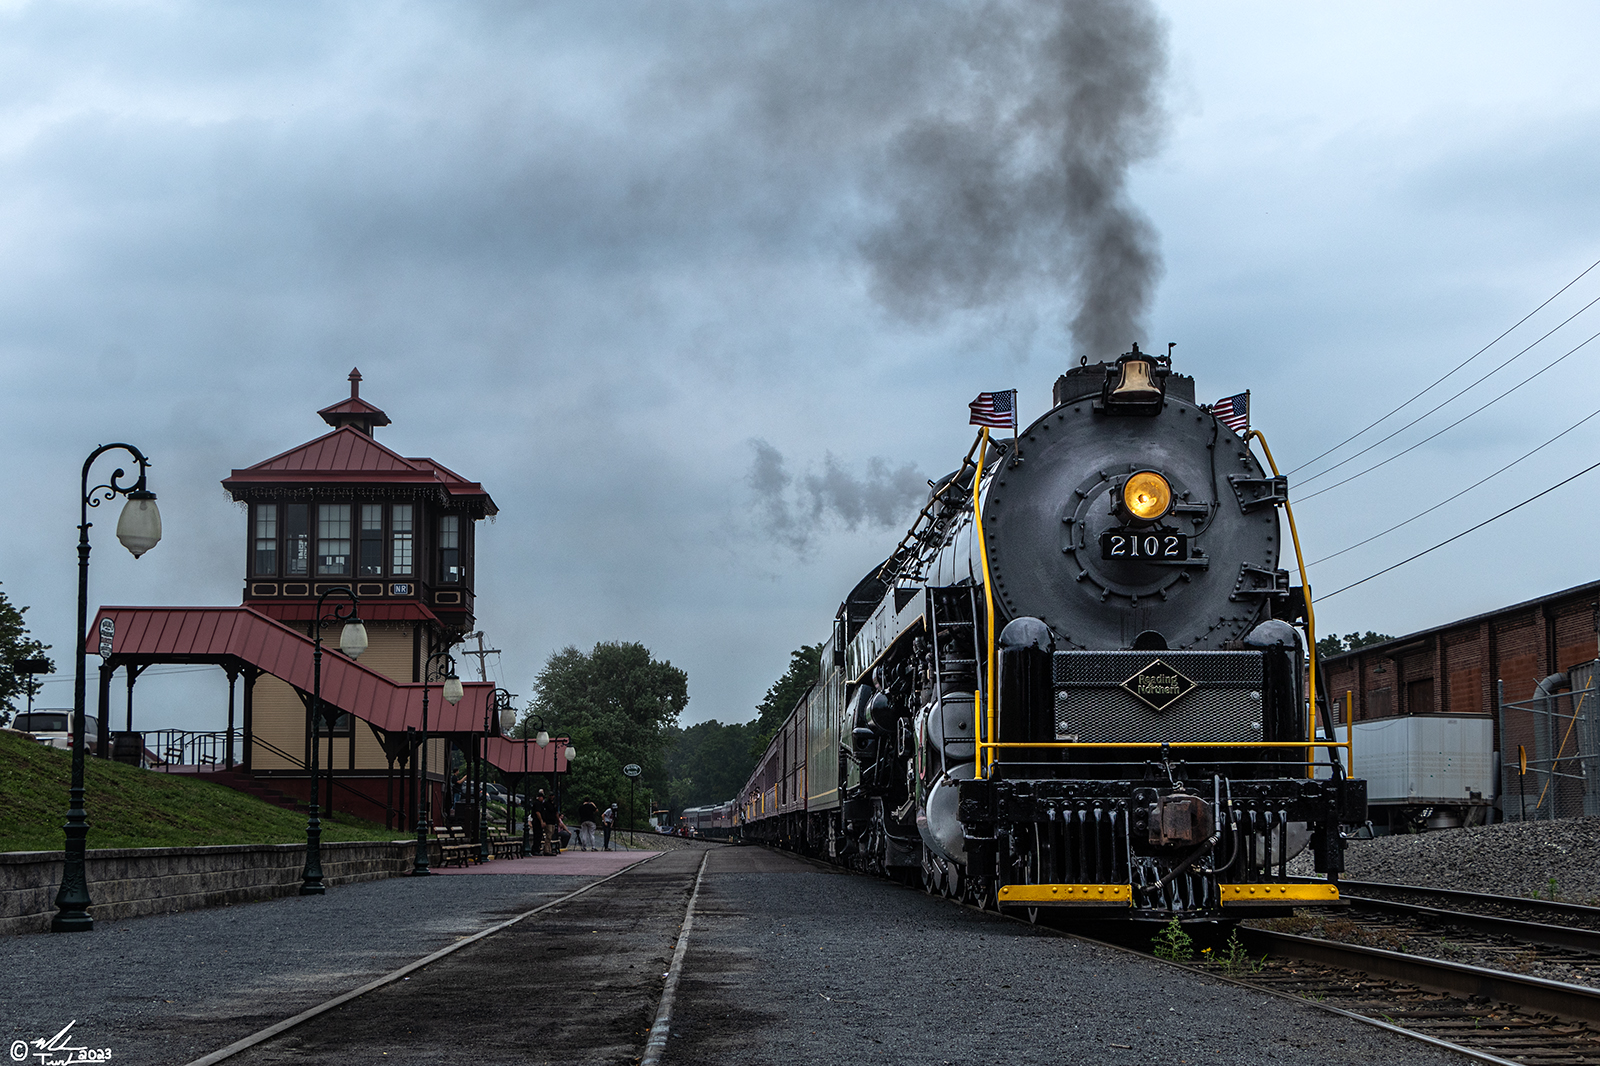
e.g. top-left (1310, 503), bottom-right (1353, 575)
top-left (968, 877), bottom-right (1600, 1063)
top-left (1204, 881), bottom-right (1600, 1063)
top-left (1231, 927), bottom-right (1600, 1063)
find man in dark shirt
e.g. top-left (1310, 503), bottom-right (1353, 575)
top-left (577, 798), bottom-right (599, 851)
top-left (537, 790), bottom-right (558, 855)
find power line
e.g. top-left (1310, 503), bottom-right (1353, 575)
top-left (1313, 455), bottom-right (1600, 603)
top-left (29, 664), bottom-right (222, 684)
top-left (1288, 255), bottom-right (1600, 477)
top-left (1308, 401), bottom-right (1600, 566)
top-left (1297, 289), bottom-right (1600, 489)
top-left (1298, 324), bottom-right (1600, 503)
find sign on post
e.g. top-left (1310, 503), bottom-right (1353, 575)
top-left (98, 617), bottom-right (115, 661)
top-left (622, 763), bottom-right (641, 778)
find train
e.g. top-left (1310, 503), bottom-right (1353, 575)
top-left (734, 346), bottom-right (1366, 922)
top-left (678, 801), bottom-right (737, 840)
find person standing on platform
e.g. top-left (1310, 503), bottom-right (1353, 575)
top-left (577, 798), bottom-right (599, 851)
top-left (601, 803), bottom-right (616, 851)
top-left (538, 789), bottom-right (558, 856)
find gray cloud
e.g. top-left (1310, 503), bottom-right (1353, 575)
top-left (746, 439), bottom-right (926, 552)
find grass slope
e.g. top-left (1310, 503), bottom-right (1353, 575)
top-left (0, 729), bottom-right (395, 853)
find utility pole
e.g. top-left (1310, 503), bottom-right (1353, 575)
top-left (459, 631), bottom-right (501, 683)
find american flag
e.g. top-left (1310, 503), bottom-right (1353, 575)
top-left (969, 390), bottom-right (1017, 429)
top-left (1211, 391), bottom-right (1249, 434)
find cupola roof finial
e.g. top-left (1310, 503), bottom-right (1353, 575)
top-left (318, 368), bottom-right (389, 434)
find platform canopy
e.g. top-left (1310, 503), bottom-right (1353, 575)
top-left (92, 605), bottom-right (502, 736)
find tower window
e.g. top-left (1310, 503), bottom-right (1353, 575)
top-left (285, 504), bottom-right (310, 576)
top-left (359, 504), bottom-right (384, 577)
top-left (439, 515), bottom-right (461, 584)
top-left (391, 504), bottom-right (413, 576)
top-left (253, 505), bottom-right (278, 575)
top-left (317, 504), bottom-right (351, 576)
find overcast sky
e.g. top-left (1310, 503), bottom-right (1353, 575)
top-left (5, 1), bottom-right (1600, 732)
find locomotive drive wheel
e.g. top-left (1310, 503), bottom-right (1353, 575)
top-left (968, 875), bottom-right (994, 912)
top-left (1014, 826), bottom-right (1042, 925)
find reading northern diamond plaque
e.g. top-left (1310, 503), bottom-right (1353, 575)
top-left (1121, 658), bottom-right (1195, 712)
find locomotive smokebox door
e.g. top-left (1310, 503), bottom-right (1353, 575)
top-left (1147, 792), bottom-right (1214, 847)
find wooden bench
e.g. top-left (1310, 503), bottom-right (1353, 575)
top-left (437, 825), bottom-right (477, 867)
top-left (488, 831), bottom-right (522, 860)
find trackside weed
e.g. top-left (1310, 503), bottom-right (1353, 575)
top-left (1151, 918), bottom-right (1194, 962)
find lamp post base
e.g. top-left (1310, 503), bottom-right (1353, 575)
top-left (301, 807), bottom-right (326, 895)
top-left (412, 824), bottom-right (431, 876)
top-left (53, 795), bottom-right (94, 932)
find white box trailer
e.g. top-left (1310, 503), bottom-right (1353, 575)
top-left (1323, 715), bottom-right (1495, 831)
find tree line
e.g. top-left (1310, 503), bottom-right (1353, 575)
top-left (508, 638), bottom-right (822, 828)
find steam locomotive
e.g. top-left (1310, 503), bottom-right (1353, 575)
top-left (736, 346), bottom-right (1365, 922)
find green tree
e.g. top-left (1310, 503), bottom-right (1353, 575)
top-left (0, 582), bottom-right (54, 727)
top-left (521, 641), bottom-right (688, 826)
top-left (1316, 631), bottom-right (1395, 658)
top-left (667, 718), bottom-right (757, 811)
top-left (749, 642), bottom-right (822, 760)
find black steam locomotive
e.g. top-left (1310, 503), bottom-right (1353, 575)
top-left (737, 347), bottom-right (1364, 921)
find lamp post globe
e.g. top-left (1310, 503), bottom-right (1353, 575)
top-left (443, 676), bottom-right (464, 705)
top-left (339, 621), bottom-right (369, 659)
top-left (114, 489), bottom-right (162, 558)
top-left (53, 444), bottom-right (160, 933)
top-left (535, 729), bottom-right (550, 748)
top-left (565, 744), bottom-right (577, 762)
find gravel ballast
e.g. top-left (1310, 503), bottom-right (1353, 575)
top-left (1289, 815), bottom-right (1600, 903)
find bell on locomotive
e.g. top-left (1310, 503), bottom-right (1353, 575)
top-left (915, 344), bottom-right (1365, 921)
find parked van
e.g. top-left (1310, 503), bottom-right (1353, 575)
top-left (13, 710), bottom-right (101, 752)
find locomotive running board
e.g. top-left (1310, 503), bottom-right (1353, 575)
top-left (997, 883), bottom-right (1132, 906)
top-left (1219, 883), bottom-right (1340, 905)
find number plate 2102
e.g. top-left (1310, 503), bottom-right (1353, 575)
top-left (1099, 531), bottom-right (1189, 561)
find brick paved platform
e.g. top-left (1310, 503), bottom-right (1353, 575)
top-left (431, 849), bottom-right (661, 875)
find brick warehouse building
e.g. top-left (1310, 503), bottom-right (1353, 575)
top-left (1321, 579), bottom-right (1600, 820)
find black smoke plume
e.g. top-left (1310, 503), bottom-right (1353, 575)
top-left (861, 0), bottom-right (1169, 359)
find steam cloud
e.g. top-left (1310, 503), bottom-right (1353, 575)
top-left (861, 0), bottom-right (1170, 360)
top-left (747, 439), bottom-right (926, 552)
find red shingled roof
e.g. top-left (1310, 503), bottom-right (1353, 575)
top-left (92, 606), bottom-right (497, 735)
top-left (317, 396), bottom-right (391, 428)
top-left (222, 426), bottom-right (496, 513)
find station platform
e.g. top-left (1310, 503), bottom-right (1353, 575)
top-left (431, 849), bottom-right (659, 876)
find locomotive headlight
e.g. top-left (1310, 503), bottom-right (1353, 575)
top-left (1122, 471), bottom-right (1173, 521)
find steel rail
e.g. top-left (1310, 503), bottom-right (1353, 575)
top-left (1238, 927), bottom-right (1600, 1024)
top-left (1331, 877), bottom-right (1600, 927)
top-left (1343, 893), bottom-right (1600, 954)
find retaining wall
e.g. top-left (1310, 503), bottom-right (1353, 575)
top-left (0, 839), bottom-right (437, 936)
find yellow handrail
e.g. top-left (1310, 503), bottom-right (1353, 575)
top-left (1244, 428), bottom-right (1317, 777)
top-left (972, 426), bottom-right (998, 778)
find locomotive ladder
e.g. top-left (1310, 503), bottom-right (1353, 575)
top-left (928, 586), bottom-right (983, 695)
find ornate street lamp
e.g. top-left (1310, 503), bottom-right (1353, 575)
top-left (411, 649), bottom-right (461, 876)
top-left (302, 588), bottom-right (367, 895)
top-left (53, 444), bottom-right (162, 933)
top-left (478, 690), bottom-right (517, 862)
